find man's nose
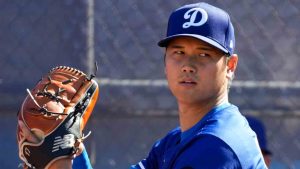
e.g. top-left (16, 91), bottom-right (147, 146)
top-left (181, 65), bottom-right (196, 73)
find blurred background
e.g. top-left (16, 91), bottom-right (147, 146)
top-left (0, 0), bottom-right (299, 168)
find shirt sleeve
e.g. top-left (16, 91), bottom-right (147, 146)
top-left (72, 148), bottom-right (93, 169)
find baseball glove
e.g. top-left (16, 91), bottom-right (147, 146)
top-left (17, 66), bottom-right (99, 169)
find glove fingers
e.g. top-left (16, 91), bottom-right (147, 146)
top-left (18, 120), bottom-right (41, 143)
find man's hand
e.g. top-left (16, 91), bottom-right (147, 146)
top-left (18, 120), bottom-right (84, 169)
top-left (17, 66), bottom-right (98, 169)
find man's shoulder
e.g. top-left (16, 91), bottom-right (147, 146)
top-left (175, 134), bottom-right (241, 168)
top-left (198, 104), bottom-right (256, 151)
top-left (188, 134), bottom-right (238, 157)
top-left (199, 104), bottom-right (247, 137)
top-left (194, 104), bottom-right (266, 168)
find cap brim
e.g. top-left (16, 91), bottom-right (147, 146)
top-left (158, 34), bottom-right (229, 54)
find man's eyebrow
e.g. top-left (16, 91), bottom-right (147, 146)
top-left (196, 46), bottom-right (213, 51)
top-left (168, 44), bottom-right (184, 49)
top-left (168, 44), bottom-right (214, 51)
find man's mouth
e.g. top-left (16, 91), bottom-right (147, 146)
top-left (180, 81), bottom-right (197, 84)
top-left (179, 78), bottom-right (197, 85)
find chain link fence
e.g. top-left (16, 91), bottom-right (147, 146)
top-left (0, 0), bottom-right (299, 168)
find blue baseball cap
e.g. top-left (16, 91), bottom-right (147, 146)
top-left (158, 2), bottom-right (235, 55)
top-left (246, 116), bottom-right (272, 155)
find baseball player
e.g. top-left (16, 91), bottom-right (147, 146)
top-left (19, 2), bottom-right (268, 169)
top-left (52, 2), bottom-right (269, 169)
top-left (130, 2), bottom-right (268, 168)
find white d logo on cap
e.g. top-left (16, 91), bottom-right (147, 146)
top-left (183, 8), bottom-right (208, 29)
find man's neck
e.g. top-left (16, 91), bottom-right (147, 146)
top-left (178, 96), bottom-right (228, 132)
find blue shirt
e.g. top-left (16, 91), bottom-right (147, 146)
top-left (72, 148), bottom-right (93, 169)
top-left (131, 103), bottom-right (267, 169)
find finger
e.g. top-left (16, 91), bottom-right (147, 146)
top-left (72, 142), bottom-right (85, 159)
top-left (76, 142), bottom-right (84, 156)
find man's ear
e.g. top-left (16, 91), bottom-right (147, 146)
top-left (164, 53), bottom-right (168, 75)
top-left (164, 66), bottom-right (167, 76)
top-left (226, 54), bottom-right (238, 79)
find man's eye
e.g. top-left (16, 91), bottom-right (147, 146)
top-left (174, 51), bottom-right (184, 55)
top-left (198, 53), bottom-right (210, 57)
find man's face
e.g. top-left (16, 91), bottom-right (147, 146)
top-left (165, 36), bottom-right (231, 104)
